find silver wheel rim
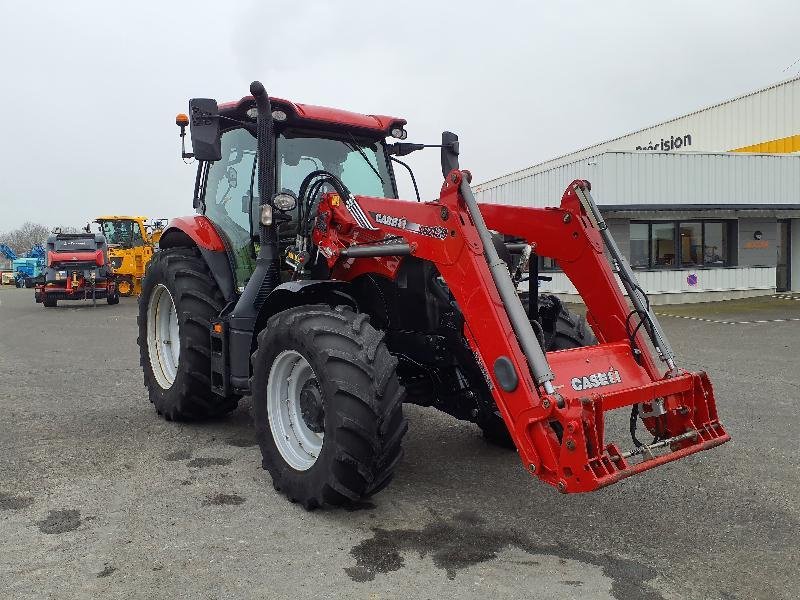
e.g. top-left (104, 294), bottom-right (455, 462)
top-left (267, 350), bottom-right (323, 471)
top-left (147, 284), bottom-right (180, 389)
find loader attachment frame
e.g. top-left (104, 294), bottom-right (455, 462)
top-left (315, 175), bottom-right (729, 493)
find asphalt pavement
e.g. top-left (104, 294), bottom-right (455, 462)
top-left (1, 287), bottom-right (798, 600)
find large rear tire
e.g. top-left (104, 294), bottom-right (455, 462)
top-left (137, 247), bottom-right (238, 421)
top-left (479, 295), bottom-right (596, 447)
top-left (251, 305), bottom-right (407, 509)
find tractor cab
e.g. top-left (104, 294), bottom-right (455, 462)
top-left (182, 97), bottom-right (406, 291)
top-left (95, 216), bottom-right (148, 249)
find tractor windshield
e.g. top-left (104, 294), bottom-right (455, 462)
top-left (98, 220), bottom-right (144, 248)
top-left (277, 133), bottom-right (396, 199)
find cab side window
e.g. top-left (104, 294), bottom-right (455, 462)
top-left (203, 128), bottom-right (258, 289)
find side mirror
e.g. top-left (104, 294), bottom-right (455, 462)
top-left (188, 98), bottom-right (221, 161)
top-left (440, 131), bottom-right (460, 178)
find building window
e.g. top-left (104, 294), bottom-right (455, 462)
top-left (630, 221), bottom-right (733, 269)
top-left (652, 223), bottom-right (676, 267)
top-left (679, 222), bottom-right (702, 266)
top-left (540, 256), bottom-right (559, 271)
top-left (703, 222), bottom-right (728, 266)
top-left (629, 223), bottom-right (649, 268)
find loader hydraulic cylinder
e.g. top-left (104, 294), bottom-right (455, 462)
top-left (572, 183), bottom-right (677, 371)
top-left (458, 177), bottom-right (556, 390)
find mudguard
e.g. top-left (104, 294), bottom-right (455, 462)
top-left (159, 216), bottom-right (237, 301)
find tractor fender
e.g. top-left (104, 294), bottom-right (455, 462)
top-left (253, 280), bottom-right (358, 339)
top-left (158, 216), bottom-right (237, 301)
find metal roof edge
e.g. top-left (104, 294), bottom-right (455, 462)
top-left (476, 75), bottom-right (800, 190)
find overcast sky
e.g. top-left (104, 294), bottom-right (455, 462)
top-left (1, 0), bottom-right (798, 229)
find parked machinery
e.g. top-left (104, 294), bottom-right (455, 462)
top-left (94, 216), bottom-right (165, 296)
top-left (35, 231), bottom-right (119, 307)
top-left (137, 82), bottom-right (729, 508)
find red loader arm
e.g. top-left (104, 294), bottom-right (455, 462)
top-left (313, 175), bottom-right (729, 493)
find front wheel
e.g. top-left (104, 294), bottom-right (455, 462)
top-left (137, 247), bottom-right (238, 421)
top-left (107, 285), bottom-right (119, 305)
top-left (478, 295), bottom-right (596, 447)
top-left (251, 305), bottom-right (407, 509)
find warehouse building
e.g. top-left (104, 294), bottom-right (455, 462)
top-left (476, 76), bottom-right (800, 303)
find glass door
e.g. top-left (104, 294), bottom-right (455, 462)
top-left (777, 220), bottom-right (790, 292)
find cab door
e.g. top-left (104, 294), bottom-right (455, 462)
top-left (202, 128), bottom-right (258, 291)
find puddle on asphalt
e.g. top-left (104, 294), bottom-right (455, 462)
top-left (0, 492), bottom-right (34, 511)
top-left (203, 493), bottom-right (245, 506)
top-left (345, 510), bottom-right (663, 600)
top-left (187, 457), bottom-right (232, 468)
top-left (164, 449), bottom-right (192, 461)
top-left (36, 509), bottom-right (82, 534)
top-left (225, 436), bottom-right (258, 448)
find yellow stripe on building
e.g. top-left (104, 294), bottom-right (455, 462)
top-left (730, 134), bottom-right (800, 154)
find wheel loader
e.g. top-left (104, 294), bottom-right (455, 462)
top-left (95, 216), bottom-right (165, 296)
top-left (138, 81), bottom-right (729, 509)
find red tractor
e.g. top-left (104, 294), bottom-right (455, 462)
top-left (139, 81), bottom-right (729, 509)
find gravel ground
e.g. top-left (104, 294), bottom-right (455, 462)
top-left (1, 287), bottom-right (798, 600)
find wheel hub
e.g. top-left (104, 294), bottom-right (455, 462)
top-left (299, 379), bottom-right (324, 433)
top-left (266, 349), bottom-right (324, 471)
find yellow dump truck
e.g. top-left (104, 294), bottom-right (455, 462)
top-left (94, 216), bottom-right (165, 296)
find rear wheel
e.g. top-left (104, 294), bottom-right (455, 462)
top-left (251, 305), bottom-right (407, 509)
top-left (137, 247), bottom-right (239, 420)
top-left (479, 295), bottom-right (596, 447)
top-left (117, 276), bottom-right (134, 297)
top-left (43, 297), bottom-right (57, 308)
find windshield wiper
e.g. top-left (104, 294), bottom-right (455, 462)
top-left (344, 135), bottom-right (384, 185)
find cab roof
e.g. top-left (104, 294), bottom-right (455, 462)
top-left (218, 96), bottom-right (407, 138)
top-left (95, 216), bottom-right (148, 221)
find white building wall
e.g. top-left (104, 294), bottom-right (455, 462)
top-left (535, 267), bottom-right (776, 304)
top-left (475, 151), bottom-right (800, 209)
top-left (476, 75), bottom-right (800, 191)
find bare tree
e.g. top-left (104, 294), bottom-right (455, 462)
top-left (0, 222), bottom-right (51, 255)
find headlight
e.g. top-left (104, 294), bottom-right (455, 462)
top-left (390, 127), bottom-right (407, 140)
top-left (273, 192), bottom-right (297, 212)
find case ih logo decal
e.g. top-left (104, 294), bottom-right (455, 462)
top-left (373, 213), bottom-right (408, 229)
top-left (571, 369), bottom-right (622, 391)
top-left (369, 212), bottom-right (448, 240)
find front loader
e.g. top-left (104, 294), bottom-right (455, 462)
top-left (138, 81), bottom-right (729, 508)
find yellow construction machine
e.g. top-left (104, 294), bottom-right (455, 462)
top-left (94, 216), bottom-right (166, 296)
